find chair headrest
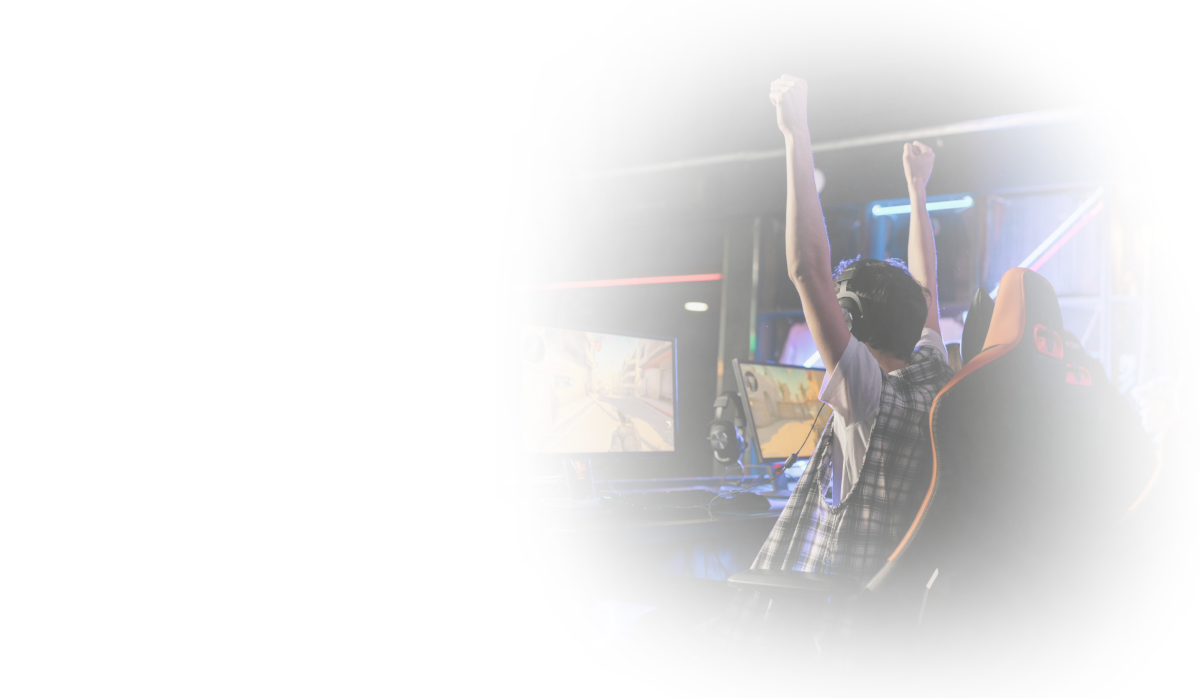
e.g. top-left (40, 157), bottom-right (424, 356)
top-left (982, 268), bottom-right (1064, 358)
top-left (961, 287), bottom-right (995, 364)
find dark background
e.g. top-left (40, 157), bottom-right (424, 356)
top-left (484, 2), bottom-right (1190, 695)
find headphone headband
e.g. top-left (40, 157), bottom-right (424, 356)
top-left (835, 262), bottom-right (869, 338)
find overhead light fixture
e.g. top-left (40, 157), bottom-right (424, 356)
top-left (684, 302), bottom-right (708, 312)
top-left (872, 196), bottom-right (974, 217)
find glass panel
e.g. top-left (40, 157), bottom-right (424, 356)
top-left (868, 195), bottom-right (979, 307)
top-left (979, 191), bottom-right (1099, 298)
top-left (1108, 185), bottom-right (1147, 295)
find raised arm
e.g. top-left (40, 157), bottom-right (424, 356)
top-left (771, 75), bottom-right (850, 369)
top-left (903, 141), bottom-right (941, 333)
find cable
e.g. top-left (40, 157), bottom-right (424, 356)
top-left (707, 404), bottom-right (828, 519)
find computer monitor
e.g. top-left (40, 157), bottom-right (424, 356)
top-left (520, 325), bottom-right (677, 455)
top-left (732, 358), bottom-right (832, 461)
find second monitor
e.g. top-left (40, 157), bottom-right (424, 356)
top-left (732, 358), bottom-right (832, 461)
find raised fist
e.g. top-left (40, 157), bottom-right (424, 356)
top-left (769, 74), bottom-right (808, 136)
top-left (902, 140), bottom-right (935, 186)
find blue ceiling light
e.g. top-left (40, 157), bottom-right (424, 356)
top-left (871, 195), bottom-right (974, 217)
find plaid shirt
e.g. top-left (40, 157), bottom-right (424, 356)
top-left (751, 344), bottom-right (954, 588)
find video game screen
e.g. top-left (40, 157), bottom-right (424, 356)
top-left (734, 360), bottom-right (832, 459)
top-left (520, 326), bottom-right (676, 454)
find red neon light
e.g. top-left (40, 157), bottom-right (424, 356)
top-left (1028, 200), bottom-right (1107, 272)
top-left (524, 272), bottom-right (722, 291)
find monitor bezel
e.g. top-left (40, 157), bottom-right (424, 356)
top-left (519, 323), bottom-right (680, 458)
top-left (732, 358), bottom-right (828, 462)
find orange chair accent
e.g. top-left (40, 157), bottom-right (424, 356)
top-left (1065, 363), bottom-right (1092, 386)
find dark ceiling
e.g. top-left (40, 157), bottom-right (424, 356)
top-left (489, 2), bottom-right (1190, 290)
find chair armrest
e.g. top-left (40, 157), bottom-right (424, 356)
top-left (724, 570), bottom-right (859, 599)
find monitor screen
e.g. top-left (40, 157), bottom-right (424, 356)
top-left (520, 325), bottom-right (676, 454)
top-left (733, 359), bottom-right (832, 460)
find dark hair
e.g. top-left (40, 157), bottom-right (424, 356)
top-left (834, 256), bottom-right (930, 360)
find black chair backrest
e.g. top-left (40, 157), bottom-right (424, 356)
top-left (859, 269), bottom-right (1084, 652)
top-left (960, 287), bottom-right (996, 364)
top-left (1036, 333), bottom-right (1099, 618)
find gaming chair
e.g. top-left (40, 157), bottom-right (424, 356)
top-left (696, 266), bottom-right (1099, 695)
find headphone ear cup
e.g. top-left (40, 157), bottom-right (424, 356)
top-left (708, 419), bottom-right (741, 462)
top-left (838, 295), bottom-right (867, 340)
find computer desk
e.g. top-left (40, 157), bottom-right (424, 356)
top-left (521, 478), bottom-right (789, 619)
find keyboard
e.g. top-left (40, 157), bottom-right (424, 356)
top-left (597, 491), bottom-right (768, 520)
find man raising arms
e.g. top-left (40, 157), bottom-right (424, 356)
top-left (750, 75), bottom-right (954, 591)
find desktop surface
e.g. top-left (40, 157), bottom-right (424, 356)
top-left (518, 479), bottom-right (787, 556)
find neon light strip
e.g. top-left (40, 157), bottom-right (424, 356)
top-left (1028, 200), bottom-right (1107, 273)
top-left (524, 272), bottom-right (722, 291)
top-left (802, 350), bottom-right (822, 368)
top-left (990, 187), bottom-right (1105, 298)
top-left (872, 196), bottom-right (974, 217)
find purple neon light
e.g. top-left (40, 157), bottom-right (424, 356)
top-left (1028, 200), bottom-right (1107, 273)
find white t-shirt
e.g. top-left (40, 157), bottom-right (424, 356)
top-left (818, 328), bottom-right (947, 506)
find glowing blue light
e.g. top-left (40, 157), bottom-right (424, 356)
top-left (871, 196), bottom-right (974, 217)
top-left (802, 351), bottom-right (822, 368)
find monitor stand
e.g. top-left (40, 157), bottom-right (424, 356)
top-left (544, 462), bottom-right (600, 510)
